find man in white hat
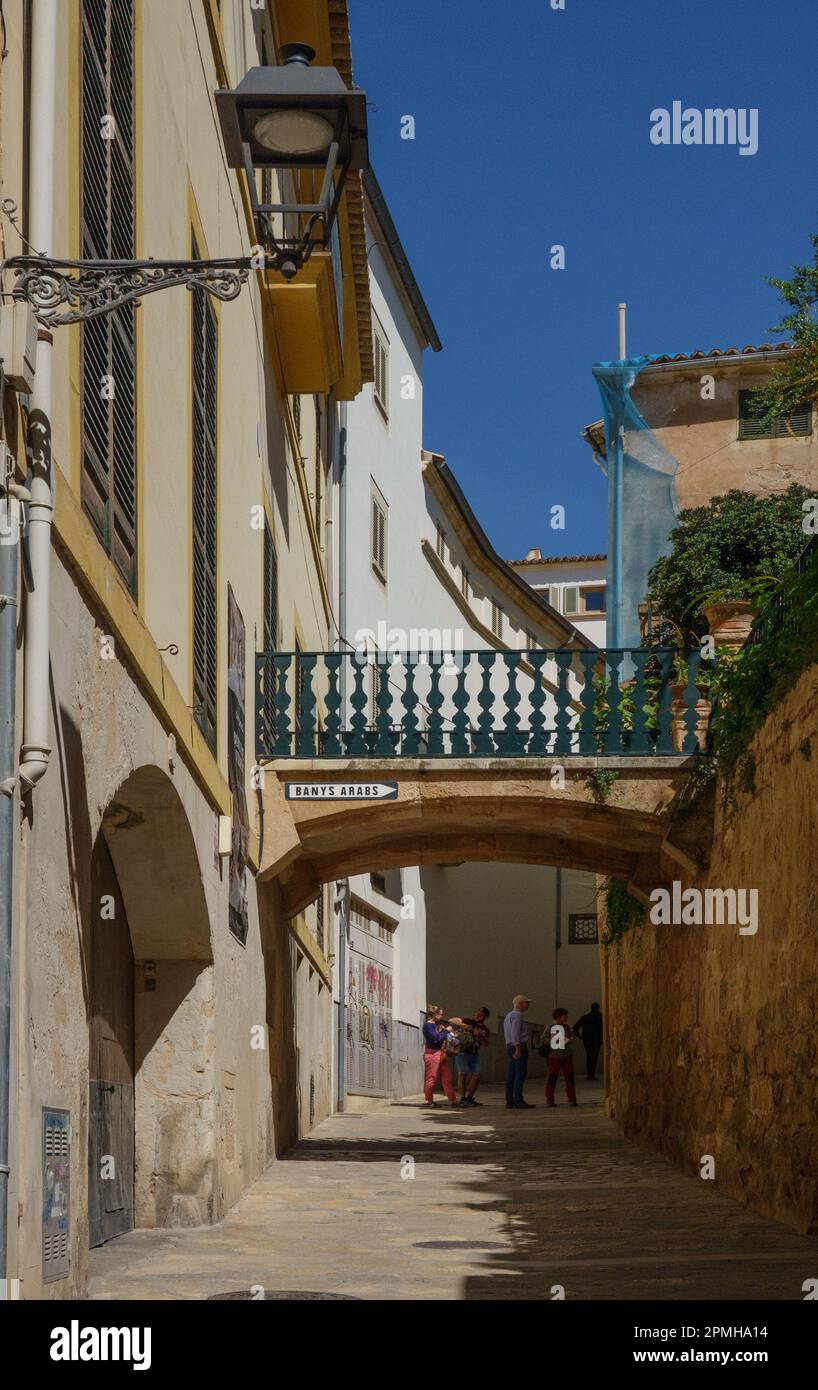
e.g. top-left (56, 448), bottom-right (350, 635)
top-left (503, 993), bottom-right (535, 1109)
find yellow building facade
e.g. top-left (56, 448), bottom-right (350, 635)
top-left (0, 0), bottom-right (370, 1296)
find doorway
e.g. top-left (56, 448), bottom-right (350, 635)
top-left (88, 832), bottom-right (134, 1247)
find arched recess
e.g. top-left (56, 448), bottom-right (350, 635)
top-left (91, 765), bottom-right (215, 1234)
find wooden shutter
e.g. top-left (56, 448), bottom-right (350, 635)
top-left (80, 0), bottom-right (137, 594)
top-left (262, 521), bottom-right (279, 739)
top-left (314, 396), bottom-right (323, 538)
top-left (191, 238), bottom-right (218, 755)
top-left (738, 390), bottom-right (812, 440)
top-left (263, 522), bottom-right (279, 652)
top-left (373, 323), bottom-right (388, 419)
top-left (371, 495), bottom-right (386, 578)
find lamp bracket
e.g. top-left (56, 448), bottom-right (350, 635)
top-left (2, 255), bottom-right (254, 326)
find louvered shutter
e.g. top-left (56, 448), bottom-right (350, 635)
top-left (80, 0), bottom-right (137, 593)
top-left (371, 496), bottom-right (386, 578)
top-left (263, 523), bottom-right (279, 652)
top-left (262, 522), bottom-right (279, 737)
top-left (191, 238), bottom-right (218, 755)
top-left (738, 390), bottom-right (813, 440)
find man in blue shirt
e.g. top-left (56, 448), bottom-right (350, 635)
top-left (503, 993), bottom-right (535, 1109)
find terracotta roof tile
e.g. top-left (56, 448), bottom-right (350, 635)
top-left (510, 553), bottom-right (607, 567)
top-left (650, 342), bottom-right (793, 364)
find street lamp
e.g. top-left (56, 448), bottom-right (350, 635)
top-left (1, 42), bottom-right (368, 323)
top-left (215, 42), bottom-right (368, 281)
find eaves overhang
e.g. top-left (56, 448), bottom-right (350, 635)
top-left (422, 451), bottom-right (594, 650)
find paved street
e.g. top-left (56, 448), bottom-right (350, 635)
top-left (89, 1084), bottom-right (818, 1301)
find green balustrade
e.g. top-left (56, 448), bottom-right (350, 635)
top-left (254, 648), bottom-right (712, 761)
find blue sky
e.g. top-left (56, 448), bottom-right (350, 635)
top-left (349, 0), bottom-right (818, 560)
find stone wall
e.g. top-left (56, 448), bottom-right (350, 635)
top-left (604, 665), bottom-right (818, 1235)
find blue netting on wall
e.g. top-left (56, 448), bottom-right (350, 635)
top-left (593, 356), bottom-right (681, 647)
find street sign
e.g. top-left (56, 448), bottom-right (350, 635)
top-left (284, 782), bottom-right (398, 801)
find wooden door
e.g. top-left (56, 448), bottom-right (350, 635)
top-left (88, 833), bottom-right (134, 1247)
top-left (346, 948), bottom-right (393, 1097)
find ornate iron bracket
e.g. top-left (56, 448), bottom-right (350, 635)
top-left (2, 255), bottom-right (258, 326)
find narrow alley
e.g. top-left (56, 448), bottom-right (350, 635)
top-left (89, 1087), bottom-right (817, 1302)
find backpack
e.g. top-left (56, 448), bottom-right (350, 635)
top-left (538, 1022), bottom-right (571, 1058)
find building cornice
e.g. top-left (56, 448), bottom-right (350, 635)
top-left (422, 452), bottom-right (593, 650)
top-left (363, 168), bottom-right (442, 352)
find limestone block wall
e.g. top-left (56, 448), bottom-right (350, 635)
top-left (10, 552), bottom-right (327, 1297)
top-left (604, 665), bottom-right (818, 1234)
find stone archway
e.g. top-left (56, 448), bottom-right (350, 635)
top-left (259, 759), bottom-right (703, 915)
top-left (96, 765), bottom-right (215, 1231)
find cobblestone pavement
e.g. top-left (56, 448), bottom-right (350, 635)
top-left (89, 1084), bottom-right (818, 1300)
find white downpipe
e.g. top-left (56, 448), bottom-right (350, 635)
top-left (18, 0), bottom-right (57, 792)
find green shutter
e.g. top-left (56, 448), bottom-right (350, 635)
top-left (738, 390), bottom-right (812, 440)
top-left (80, 0), bottom-right (137, 594)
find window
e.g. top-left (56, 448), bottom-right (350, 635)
top-left (373, 316), bottom-right (389, 421)
top-left (738, 390), bottom-right (811, 441)
top-left (491, 600), bottom-right (504, 639)
top-left (461, 563), bottom-right (470, 600)
top-left (315, 887), bottom-right (325, 952)
top-left (313, 396), bottom-right (323, 541)
top-left (353, 894), bottom-right (394, 941)
top-left (582, 587), bottom-right (606, 613)
top-left (535, 585), bottom-right (551, 606)
top-left (262, 521), bottom-right (279, 743)
top-left (191, 236), bottom-right (218, 755)
top-left (371, 483), bottom-right (388, 583)
top-left (80, 0), bottom-right (137, 594)
top-left (435, 521), bottom-right (446, 562)
top-left (263, 522), bottom-right (279, 652)
top-left (562, 586), bottom-right (579, 616)
top-left (370, 872), bottom-right (386, 896)
top-left (568, 913), bottom-right (599, 945)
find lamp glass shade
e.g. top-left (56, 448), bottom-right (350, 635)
top-left (252, 109), bottom-right (335, 156)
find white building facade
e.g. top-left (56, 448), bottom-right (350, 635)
top-left (333, 174), bottom-right (603, 1104)
top-left (509, 550), bottom-right (608, 647)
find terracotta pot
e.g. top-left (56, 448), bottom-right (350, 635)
top-left (702, 600), bottom-right (756, 651)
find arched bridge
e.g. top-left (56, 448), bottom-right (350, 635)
top-left (254, 647), bottom-right (712, 916)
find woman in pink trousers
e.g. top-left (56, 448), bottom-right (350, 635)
top-left (422, 1005), bottom-right (460, 1107)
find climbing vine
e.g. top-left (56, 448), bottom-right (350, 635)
top-left (702, 547), bottom-right (818, 799)
top-left (600, 877), bottom-right (644, 947)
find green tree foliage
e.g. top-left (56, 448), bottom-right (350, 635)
top-left (645, 486), bottom-right (811, 639)
top-left (749, 233), bottom-right (818, 425)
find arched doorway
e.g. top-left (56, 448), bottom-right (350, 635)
top-left (86, 765), bottom-right (214, 1244)
top-left (88, 832), bottom-right (135, 1246)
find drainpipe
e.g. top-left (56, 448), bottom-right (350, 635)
top-left (553, 867), bottom-right (562, 1007)
top-left (0, 0), bottom-right (57, 1286)
top-left (18, 0), bottom-right (57, 794)
top-left (335, 879), bottom-right (349, 1112)
top-left (0, 454), bottom-right (20, 1285)
top-left (610, 305), bottom-right (627, 648)
top-left (335, 402), bottom-right (348, 1112)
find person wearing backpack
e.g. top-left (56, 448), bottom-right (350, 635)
top-left (542, 1007), bottom-right (578, 1107)
top-left (453, 1007), bottom-right (491, 1107)
top-left (421, 1005), bottom-right (462, 1107)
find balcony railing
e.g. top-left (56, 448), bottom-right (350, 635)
top-left (255, 648), bottom-right (712, 761)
